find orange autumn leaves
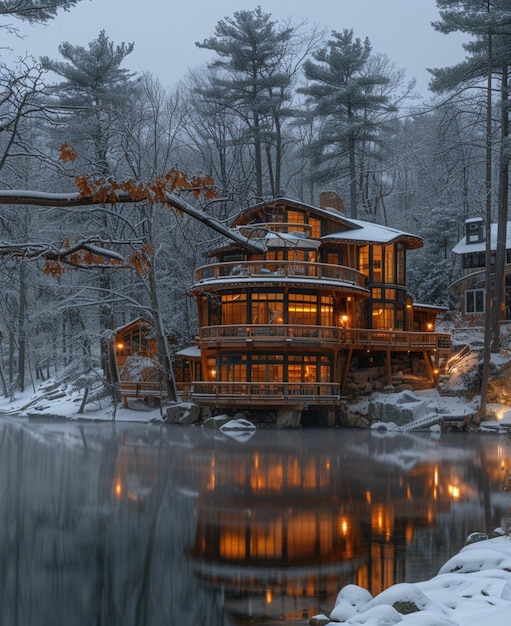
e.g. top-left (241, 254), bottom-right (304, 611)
top-left (44, 144), bottom-right (217, 276)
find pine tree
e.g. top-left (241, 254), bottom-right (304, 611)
top-left (299, 29), bottom-right (398, 219)
top-left (195, 7), bottom-right (306, 199)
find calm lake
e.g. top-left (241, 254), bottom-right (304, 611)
top-left (1, 417), bottom-right (510, 626)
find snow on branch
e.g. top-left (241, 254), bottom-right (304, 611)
top-left (0, 187), bottom-right (267, 254)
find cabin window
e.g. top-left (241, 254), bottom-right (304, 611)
top-left (359, 246), bottom-right (369, 277)
top-left (320, 296), bottom-right (334, 326)
top-left (372, 246), bottom-right (382, 282)
top-left (286, 354), bottom-right (332, 383)
top-left (287, 209), bottom-right (304, 225)
top-left (320, 356), bottom-right (331, 383)
top-left (288, 355), bottom-right (317, 383)
top-left (384, 246), bottom-right (395, 283)
top-left (465, 289), bottom-right (485, 314)
top-left (372, 303), bottom-right (395, 329)
top-left (395, 243), bottom-right (405, 285)
top-left (288, 294), bottom-right (317, 325)
top-left (222, 293), bottom-right (247, 325)
top-left (250, 354), bottom-right (283, 383)
top-left (462, 251), bottom-right (486, 269)
top-left (324, 250), bottom-right (342, 265)
top-left (309, 217), bottom-right (321, 239)
top-left (218, 354), bottom-right (246, 382)
top-left (250, 293), bottom-right (284, 324)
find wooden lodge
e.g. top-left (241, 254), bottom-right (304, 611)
top-left (176, 194), bottom-right (451, 418)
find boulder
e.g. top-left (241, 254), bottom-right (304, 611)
top-left (368, 390), bottom-right (431, 426)
top-left (166, 402), bottom-right (202, 425)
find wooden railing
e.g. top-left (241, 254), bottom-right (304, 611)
top-left (187, 381), bottom-right (340, 404)
top-left (195, 260), bottom-right (367, 289)
top-left (200, 324), bottom-right (451, 350)
top-left (119, 381), bottom-right (166, 408)
top-left (201, 324), bottom-right (341, 343)
top-left (343, 329), bottom-right (452, 350)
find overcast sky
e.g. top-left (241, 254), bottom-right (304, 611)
top-left (9, 0), bottom-right (469, 98)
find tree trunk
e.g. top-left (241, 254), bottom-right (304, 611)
top-left (17, 264), bottom-right (27, 392)
top-left (491, 62), bottom-right (509, 352)
top-left (479, 29), bottom-right (493, 422)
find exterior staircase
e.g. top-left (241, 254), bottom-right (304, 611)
top-left (397, 413), bottom-right (443, 432)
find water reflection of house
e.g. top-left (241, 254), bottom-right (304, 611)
top-left (186, 434), bottom-right (443, 621)
top-left (105, 428), bottom-right (511, 624)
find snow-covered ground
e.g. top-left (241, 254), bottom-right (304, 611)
top-left (0, 377), bottom-right (164, 423)
top-left (316, 534), bottom-right (511, 626)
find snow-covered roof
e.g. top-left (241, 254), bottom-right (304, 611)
top-left (453, 221), bottom-right (511, 254)
top-left (322, 218), bottom-right (422, 248)
top-left (176, 345), bottom-right (201, 358)
top-left (413, 302), bottom-right (448, 312)
top-left (231, 198), bottom-right (423, 249)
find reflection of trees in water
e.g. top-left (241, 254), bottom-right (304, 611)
top-left (0, 421), bottom-right (228, 626)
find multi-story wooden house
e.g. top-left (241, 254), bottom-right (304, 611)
top-left (177, 194), bottom-right (450, 422)
top-left (452, 216), bottom-right (511, 324)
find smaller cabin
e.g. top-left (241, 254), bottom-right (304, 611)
top-left (452, 217), bottom-right (511, 324)
top-left (114, 318), bottom-right (166, 407)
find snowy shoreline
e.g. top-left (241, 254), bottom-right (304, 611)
top-left (313, 533), bottom-right (511, 626)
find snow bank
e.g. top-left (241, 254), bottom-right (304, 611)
top-left (316, 536), bottom-right (511, 626)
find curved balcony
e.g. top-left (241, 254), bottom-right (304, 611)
top-left (194, 260), bottom-right (368, 291)
top-left (201, 324), bottom-right (342, 347)
top-left (199, 325), bottom-right (451, 351)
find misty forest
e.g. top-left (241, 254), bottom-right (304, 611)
top-left (0, 1), bottom-right (509, 402)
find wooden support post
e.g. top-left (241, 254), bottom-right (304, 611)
top-left (340, 347), bottom-right (353, 395)
top-left (386, 348), bottom-right (392, 386)
top-left (422, 351), bottom-right (435, 382)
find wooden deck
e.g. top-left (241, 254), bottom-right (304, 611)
top-left (182, 381), bottom-right (341, 410)
top-left (180, 326), bottom-right (451, 409)
top-left (200, 324), bottom-right (451, 352)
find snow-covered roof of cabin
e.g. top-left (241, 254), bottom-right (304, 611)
top-left (322, 217), bottom-right (422, 247)
top-left (244, 198), bottom-right (421, 243)
top-left (452, 221), bottom-right (511, 254)
top-left (176, 345), bottom-right (201, 358)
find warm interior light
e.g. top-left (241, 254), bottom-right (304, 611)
top-left (288, 305), bottom-right (316, 313)
top-left (448, 484), bottom-right (460, 500)
top-left (427, 323), bottom-right (434, 331)
top-left (116, 342), bottom-right (124, 350)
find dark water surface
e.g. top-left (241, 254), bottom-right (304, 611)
top-left (1, 416), bottom-right (510, 626)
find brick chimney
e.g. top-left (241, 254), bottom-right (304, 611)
top-left (319, 191), bottom-right (345, 214)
